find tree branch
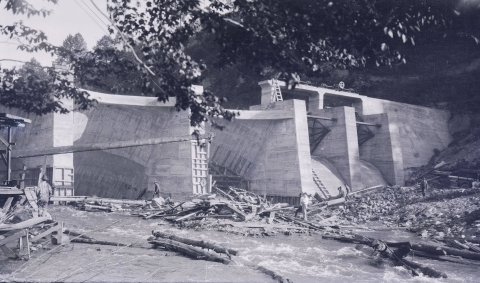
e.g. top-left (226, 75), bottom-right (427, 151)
top-left (0, 59), bottom-right (52, 69)
top-left (89, 0), bottom-right (155, 77)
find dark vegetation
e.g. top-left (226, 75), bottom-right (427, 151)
top-left (2, 0), bottom-right (480, 126)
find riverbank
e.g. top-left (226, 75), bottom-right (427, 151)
top-left (1, 202), bottom-right (479, 282)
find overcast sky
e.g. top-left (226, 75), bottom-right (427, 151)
top-left (0, 0), bottom-right (108, 68)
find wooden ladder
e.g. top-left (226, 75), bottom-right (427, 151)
top-left (272, 79), bottom-right (283, 102)
top-left (312, 169), bottom-right (331, 199)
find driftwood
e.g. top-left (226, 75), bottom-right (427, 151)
top-left (256, 265), bottom-right (292, 283)
top-left (323, 235), bottom-right (447, 278)
top-left (144, 202), bottom-right (186, 219)
top-left (412, 250), bottom-right (480, 265)
top-left (71, 238), bottom-right (128, 247)
top-left (148, 238), bottom-right (232, 265)
top-left (83, 204), bottom-right (112, 211)
top-left (412, 243), bottom-right (480, 261)
top-left (152, 231), bottom-right (238, 256)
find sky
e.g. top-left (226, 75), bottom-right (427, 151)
top-left (0, 0), bottom-right (109, 68)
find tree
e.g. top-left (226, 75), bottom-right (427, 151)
top-left (18, 58), bottom-right (50, 81)
top-left (55, 33), bottom-right (88, 65)
top-left (1, 0), bottom-right (479, 123)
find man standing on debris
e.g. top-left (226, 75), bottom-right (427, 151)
top-left (344, 183), bottom-right (351, 201)
top-left (36, 169), bottom-right (53, 219)
top-left (299, 192), bottom-right (311, 221)
top-left (338, 186), bottom-right (345, 199)
top-left (420, 177), bottom-right (428, 197)
top-left (153, 181), bottom-right (161, 198)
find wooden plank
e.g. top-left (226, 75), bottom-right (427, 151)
top-left (0, 189), bottom-right (23, 195)
top-left (0, 244), bottom-right (17, 259)
top-left (174, 211), bottom-right (201, 222)
top-left (1, 197), bottom-right (14, 214)
top-left (23, 189), bottom-right (38, 216)
top-left (30, 222), bottom-right (62, 242)
top-left (224, 204), bottom-right (246, 220)
top-left (0, 229), bottom-right (27, 246)
top-left (0, 217), bottom-right (49, 231)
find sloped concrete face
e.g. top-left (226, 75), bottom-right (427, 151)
top-left (209, 99), bottom-right (318, 198)
top-left (1, 93), bottom-right (193, 201)
top-left (73, 104), bottom-right (192, 200)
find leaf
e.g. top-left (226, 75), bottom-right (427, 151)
top-left (402, 34), bottom-right (407, 43)
top-left (388, 30), bottom-right (393, 38)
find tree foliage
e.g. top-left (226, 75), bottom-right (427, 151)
top-left (55, 33), bottom-right (88, 64)
top-left (1, 0), bottom-right (479, 123)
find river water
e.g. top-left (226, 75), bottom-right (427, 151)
top-left (1, 206), bottom-right (478, 282)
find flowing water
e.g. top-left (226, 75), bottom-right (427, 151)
top-left (1, 206), bottom-right (478, 282)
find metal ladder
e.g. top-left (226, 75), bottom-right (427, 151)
top-left (312, 169), bottom-right (331, 199)
top-left (271, 79), bottom-right (283, 102)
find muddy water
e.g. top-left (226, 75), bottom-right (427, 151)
top-left (1, 206), bottom-right (478, 282)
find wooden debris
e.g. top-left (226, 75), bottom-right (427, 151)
top-left (71, 238), bottom-right (128, 247)
top-left (412, 242), bottom-right (480, 261)
top-left (148, 238), bottom-right (232, 265)
top-left (152, 230), bottom-right (239, 256)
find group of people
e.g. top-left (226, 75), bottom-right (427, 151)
top-left (295, 183), bottom-right (351, 221)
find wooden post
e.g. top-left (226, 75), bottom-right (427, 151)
top-left (267, 211), bottom-right (275, 224)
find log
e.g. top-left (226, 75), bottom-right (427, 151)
top-left (152, 231), bottom-right (238, 256)
top-left (50, 196), bottom-right (147, 206)
top-left (70, 238), bottom-right (128, 246)
top-left (373, 240), bottom-right (447, 278)
top-left (411, 250), bottom-right (480, 265)
top-left (412, 243), bottom-right (480, 261)
top-left (0, 217), bottom-right (50, 231)
top-left (83, 204), bottom-right (112, 211)
top-left (256, 265), bottom-right (292, 283)
top-left (144, 202), bottom-right (185, 219)
top-left (327, 197), bottom-right (345, 207)
top-left (148, 238), bottom-right (232, 265)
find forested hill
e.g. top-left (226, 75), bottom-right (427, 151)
top-left (190, 35), bottom-right (480, 114)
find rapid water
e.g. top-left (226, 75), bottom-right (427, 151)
top-left (2, 206), bottom-right (478, 282)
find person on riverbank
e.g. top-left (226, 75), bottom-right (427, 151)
top-left (35, 169), bottom-right (52, 219)
top-left (420, 177), bottom-right (428, 197)
top-left (344, 183), bottom-right (351, 201)
top-left (297, 192), bottom-right (311, 221)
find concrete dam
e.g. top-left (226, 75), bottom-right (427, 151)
top-left (0, 80), bottom-right (452, 203)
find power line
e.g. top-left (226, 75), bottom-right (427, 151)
top-left (79, 0), bottom-right (110, 28)
top-left (73, 0), bottom-right (109, 35)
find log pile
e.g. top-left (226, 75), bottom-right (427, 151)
top-left (50, 196), bottom-right (148, 212)
top-left (148, 230), bottom-right (235, 264)
top-left (137, 187), bottom-right (295, 224)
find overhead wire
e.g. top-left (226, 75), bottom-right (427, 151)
top-left (79, 0), bottom-right (110, 28)
top-left (72, 0), bottom-right (109, 35)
